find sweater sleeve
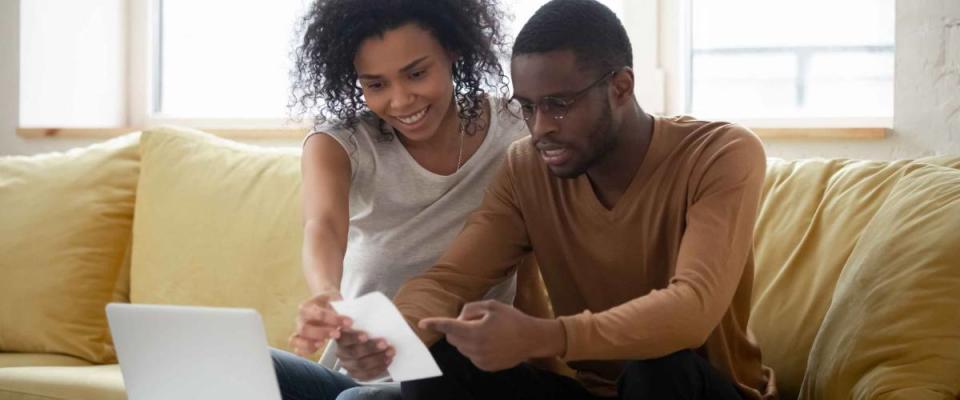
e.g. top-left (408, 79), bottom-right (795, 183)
top-left (557, 128), bottom-right (767, 361)
top-left (393, 146), bottom-right (533, 346)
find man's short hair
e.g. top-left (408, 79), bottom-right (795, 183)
top-left (512, 0), bottom-right (633, 73)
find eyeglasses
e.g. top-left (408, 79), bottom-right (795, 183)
top-left (510, 70), bottom-right (616, 122)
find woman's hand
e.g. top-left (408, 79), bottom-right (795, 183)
top-left (289, 290), bottom-right (351, 357)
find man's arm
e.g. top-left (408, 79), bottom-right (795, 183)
top-left (394, 148), bottom-right (533, 346)
top-left (558, 129), bottom-right (767, 361)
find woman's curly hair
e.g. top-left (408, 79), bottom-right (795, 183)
top-left (290, 0), bottom-right (511, 136)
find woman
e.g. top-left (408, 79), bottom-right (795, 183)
top-left (272, 0), bottom-right (525, 399)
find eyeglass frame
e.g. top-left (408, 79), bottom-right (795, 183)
top-left (510, 69), bottom-right (617, 122)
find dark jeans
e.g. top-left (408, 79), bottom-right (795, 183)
top-left (401, 340), bottom-right (744, 400)
top-left (270, 348), bottom-right (401, 400)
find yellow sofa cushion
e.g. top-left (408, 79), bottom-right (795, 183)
top-left (0, 134), bottom-right (139, 364)
top-left (0, 354), bottom-right (92, 369)
top-left (799, 164), bottom-right (960, 399)
top-left (0, 365), bottom-right (124, 400)
top-left (750, 158), bottom-right (917, 398)
top-left (130, 126), bottom-right (309, 355)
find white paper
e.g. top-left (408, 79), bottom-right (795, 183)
top-left (330, 292), bottom-right (442, 382)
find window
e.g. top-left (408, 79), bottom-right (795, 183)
top-left (17, 0), bottom-right (651, 130)
top-left (157, 0), bottom-right (310, 120)
top-left (155, 0), bottom-right (623, 121)
top-left (19, 0), bottom-right (126, 128)
top-left (686, 0), bottom-right (894, 121)
top-left (503, 1), bottom-right (623, 48)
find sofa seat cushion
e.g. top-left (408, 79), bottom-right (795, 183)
top-left (130, 126), bottom-right (310, 356)
top-left (0, 365), bottom-right (124, 400)
top-left (0, 354), bottom-right (91, 369)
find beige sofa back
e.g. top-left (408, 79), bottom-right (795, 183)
top-left (127, 127), bottom-right (310, 356)
top-left (750, 156), bottom-right (960, 399)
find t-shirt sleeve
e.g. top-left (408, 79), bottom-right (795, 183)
top-left (558, 127), bottom-right (767, 361)
top-left (303, 126), bottom-right (360, 181)
top-left (393, 145), bottom-right (533, 345)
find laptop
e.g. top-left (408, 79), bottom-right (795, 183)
top-left (106, 303), bottom-right (282, 400)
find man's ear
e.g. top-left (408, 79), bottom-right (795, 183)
top-left (610, 67), bottom-right (635, 106)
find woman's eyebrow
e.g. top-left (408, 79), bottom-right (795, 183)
top-left (358, 56), bottom-right (430, 80)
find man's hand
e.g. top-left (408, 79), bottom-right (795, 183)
top-left (335, 328), bottom-right (395, 381)
top-left (419, 300), bottom-right (565, 372)
top-left (289, 291), bottom-right (351, 357)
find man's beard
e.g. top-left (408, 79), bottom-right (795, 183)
top-left (554, 101), bottom-right (617, 179)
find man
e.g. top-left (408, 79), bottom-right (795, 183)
top-left (334, 0), bottom-right (777, 398)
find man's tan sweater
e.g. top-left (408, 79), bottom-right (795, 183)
top-left (394, 115), bottom-right (777, 399)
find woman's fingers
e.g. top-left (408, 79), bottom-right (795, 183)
top-left (290, 291), bottom-right (350, 357)
top-left (295, 297), bottom-right (352, 342)
top-left (288, 333), bottom-right (325, 357)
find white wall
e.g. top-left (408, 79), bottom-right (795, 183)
top-left (892, 0), bottom-right (960, 158)
top-left (0, 0), bottom-right (19, 155)
top-left (763, 0), bottom-right (960, 160)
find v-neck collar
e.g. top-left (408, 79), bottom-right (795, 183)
top-left (578, 115), bottom-right (667, 219)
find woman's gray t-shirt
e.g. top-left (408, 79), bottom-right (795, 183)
top-left (306, 98), bottom-right (526, 303)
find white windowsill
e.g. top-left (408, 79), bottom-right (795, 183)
top-left (17, 125), bottom-right (888, 141)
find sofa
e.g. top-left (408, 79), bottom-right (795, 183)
top-left (1, 126), bottom-right (958, 400)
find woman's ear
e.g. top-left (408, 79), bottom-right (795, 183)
top-left (447, 51), bottom-right (461, 66)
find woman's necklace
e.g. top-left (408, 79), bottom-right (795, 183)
top-left (455, 126), bottom-right (465, 173)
